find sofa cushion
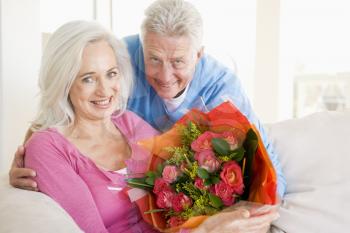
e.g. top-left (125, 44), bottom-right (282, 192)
top-left (267, 110), bottom-right (350, 233)
top-left (0, 173), bottom-right (82, 233)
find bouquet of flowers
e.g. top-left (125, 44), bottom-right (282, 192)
top-left (126, 101), bottom-right (277, 232)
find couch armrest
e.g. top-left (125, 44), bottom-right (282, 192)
top-left (0, 173), bottom-right (82, 233)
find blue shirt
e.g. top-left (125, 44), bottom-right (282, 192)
top-left (124, 34), bottom-right (286, 197)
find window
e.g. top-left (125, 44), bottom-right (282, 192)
top-left (280, 0), bottom-right (350, 117)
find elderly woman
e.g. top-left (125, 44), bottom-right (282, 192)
top-left (24, 20), bottom-right (159, 232)
top-left (24, 20), bottom-right (278, 233)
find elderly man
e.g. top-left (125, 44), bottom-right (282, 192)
top-left (11, 0), bottom-right (285, 219)
top-left (125, 0), bottom-right (286, 198)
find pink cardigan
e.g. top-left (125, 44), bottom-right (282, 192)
top-left (25, 111), bottom-right (160, 233)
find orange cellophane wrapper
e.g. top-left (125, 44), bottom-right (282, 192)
top-left (137, 101), bottom-right (277, 232)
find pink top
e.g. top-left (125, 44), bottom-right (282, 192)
top-left (25, 111), bottom-right (160, 233)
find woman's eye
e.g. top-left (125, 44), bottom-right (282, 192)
top-left (82, 76), bottom-right (94, 83)
top-left (107, 71), bottom-right (118, 78)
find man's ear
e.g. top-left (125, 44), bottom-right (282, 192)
top-left (196, 46), bottom-right (204, 60)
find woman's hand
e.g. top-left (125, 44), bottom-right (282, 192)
top-left (192, 203), bottom-right (279, 233)
top-left (9, 146), bottom-right (38, 191)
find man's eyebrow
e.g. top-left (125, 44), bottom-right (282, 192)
top-left (147, 52), bottom-right (160, 57)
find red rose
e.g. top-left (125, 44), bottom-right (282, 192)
top-left (153, 178), bottom-right (172, 194)
top-left (156, 190), bottom-right (175, 209)
top-left (220, 161), bottom-right (244, 194)
top-left (212, 181), bottom-right (235, 206)
top-left (171, 193), bottom-right (193, 212)
top-left (191, 131), bottom-right (221, 152)
top-left (168, 216), bottom-right (186, 228)
top-left (194, 177), bottom-right (209, 190)
top-left (195, 150), bottom-right (220, 173)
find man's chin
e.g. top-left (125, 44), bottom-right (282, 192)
top-left (156, 89), bottom-right (178, 100)
top-left (159, 94), bottom-right (176, 100)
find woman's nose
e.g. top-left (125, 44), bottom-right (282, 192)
top-left (95, 79), bottom-right (108, 95)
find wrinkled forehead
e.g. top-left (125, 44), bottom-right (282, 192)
top-left (143, 32), bottom-right (196, 58)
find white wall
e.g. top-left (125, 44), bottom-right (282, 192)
top-left (0, 0), bottom-right (41, 172)
top-left (0, 0), bottom-right (3, 171)
top-left (40, 0), bottom-right (93, 33)
top-left (254, 0), bottom-right (280, 123)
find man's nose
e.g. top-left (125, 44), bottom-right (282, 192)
top-left (158, 63), bottom-right (174, 83)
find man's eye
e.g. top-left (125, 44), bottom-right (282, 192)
top-left (173, 59), bottom-right (185, 68)
top-left (150, 57), bottom-right (160, 64)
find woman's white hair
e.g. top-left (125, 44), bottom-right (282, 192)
top-left (32, 20), bottom-right (133, 131)
top-left (141, 0), bottom-right (203, 50)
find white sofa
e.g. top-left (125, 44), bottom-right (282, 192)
top-left (1, 110), bottom-right (349, 233)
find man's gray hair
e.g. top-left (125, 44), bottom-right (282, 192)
top-left (141, 0), bottom-right (203, 49)
top-left (32, 20), bottom-right (133, 131)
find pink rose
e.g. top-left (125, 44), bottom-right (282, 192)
top-left (168, 216), bottom-right (185, 228)
top-left (220, 161), bottom-right (244, 194)
top-left (221, 131), bottom-right (239, 150)
top-left (195, 150), bottom-right (220, 173)
top-left (156, 190), bottom-right (175, 209)
top-left (153, 178), bottom-right (172, 194)
top-left (212, 181), bottom-right (235, 206)
top-left (191, 131), bottom-right (221, 152)
top-left (194, 177), bottom-right (209, 190)
top-left (162, 165), bottom-right (179, 183)
top-left (171, 193), bottom-right (193, 212)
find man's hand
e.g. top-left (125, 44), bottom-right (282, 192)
top-left (9, 146), bottom-right (38, 191)
top-left (192, 203), bottom-right (280, 233)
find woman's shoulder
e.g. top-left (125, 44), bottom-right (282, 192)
top-left (26, 128), bottom-right (57, 144)
top-left (25, 128), bottom-right (70, 154)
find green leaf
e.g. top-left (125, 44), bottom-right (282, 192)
top-left (146, 171), bottom-right (156, 178)
top-left (209, 194), bottom-right (223, 208)
top-left (197, 167), bottom-right (209, 179)
top-left (211, 176), bottom-right (220, 184)
top-left (204, 179), bottom-right (212, 186)
top-left (156, 163), bottom-right (164, 176)
top-left (212, 138), bottom-right (230, 155)
top-left (145, 176), bottom-right (155, 186)
top-left (242, 128), bottom-right (259, 199)
top-left (229, 147), bottom-right (245, 162)
top-left (144, 209), bottom-right (166, 214)
top-left (126, 178), bottom-right (153, 191)
top-left (126, 177), bottom-right (146, 184)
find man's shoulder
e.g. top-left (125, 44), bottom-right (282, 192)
top-left (122, 34), bottom-right (141, 50)
top-left (195, 54), bottom-right (237, 83)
